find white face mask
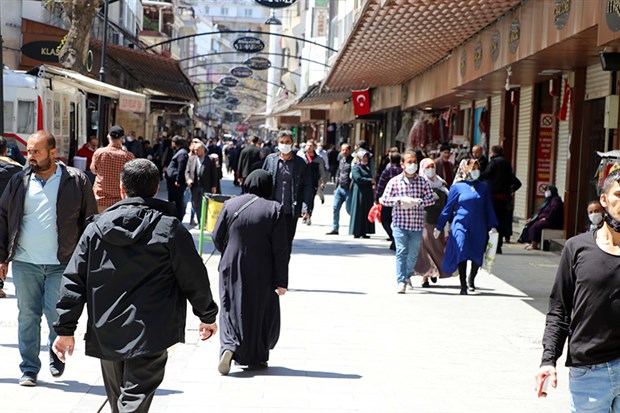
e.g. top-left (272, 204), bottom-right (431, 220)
top-left (404, 163), bottom-right (418, 175)
top-left (278, 143), bottom-right (292, 155)
top-left (469, 169), bottom-right (480, 180)
top-left (589, 212), bottom-right (603, 225)
top-left (544, 191), bottom-right (551, 198)
top-left (424, 168), bottom-right (436, 178)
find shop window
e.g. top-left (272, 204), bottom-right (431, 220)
top-left (3, 102), bottom-right (13, 132)
top-left (17, 101), bottom-right (35, 134)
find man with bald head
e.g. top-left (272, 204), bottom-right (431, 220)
top-left (0, 130), bottom-right (97, 386)
top-left (471, 145), bottom-right (488, 173)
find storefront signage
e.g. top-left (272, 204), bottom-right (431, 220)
top-left (459, 50), bottom-right (467, 77)
top-left (220, 76), bottom-right (239, 87)
top-left (212, 93), bottom-right (226, 100)
top-left (230, 66), bottom-right (253, 78)
top-left (214, 86), bottom-right (229, 95)
top-left (554, 0), bottom-right (571, 30)
top-left (21, 40), bottom-right (61, 63)
top-left (253, 0), bottom-right (298, 9)
top-left (245, 56), bottom-right (271, 70)
top-left (119, 94), bottom-right (146, 114)
top-left (473, 40), bottom-right (482, 70)
top-left (233, 37), bottom-right (265, 53)
top-left (490, 30), bottom-right (500, 62)
top-left (535, 112), bottom-right (554, 198)
top-left (606, 0), bottom-right (620, 32)
top-left (226, 97), bottom-right (240, 105)
top-left (509, 18), bottom-right (520, 54)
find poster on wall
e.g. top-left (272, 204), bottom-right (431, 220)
top-left (535, 112), bottom-right (554, 198)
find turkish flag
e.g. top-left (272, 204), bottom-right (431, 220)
top-left (352, 89), bottom-right (371, 116)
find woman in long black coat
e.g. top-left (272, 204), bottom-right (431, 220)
top-left (212, 170), bottom-right (289, 375)
top-left (349, 150), bottom-right (376, 238)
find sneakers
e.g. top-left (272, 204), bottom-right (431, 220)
top-left (19, 372), bottom-right (37, 387)
top-left (0, 289), bottom-right (5, 298)
top-left (301, 217), bottom-right (308, 224)
top-left (218, 349), bottom-right (234, 375)
top-left (326, 230), bottom-right (338, 235)
top-left (397, 282), bottom-right (406, 294)
top-left (49, 349), bottom-right (65, 378)
top-left (405, 278), bottom-right (414, 290)
top-left (306, 217), bottom-right (312, 226)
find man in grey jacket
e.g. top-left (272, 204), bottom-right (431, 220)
top-left (0, 130), bottom-right (97, 386)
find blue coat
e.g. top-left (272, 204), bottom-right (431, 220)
top-left (435, 180), bottom-right (498, 274)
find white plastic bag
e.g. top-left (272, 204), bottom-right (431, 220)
top-left (483, 231), bottom-right (499, 272)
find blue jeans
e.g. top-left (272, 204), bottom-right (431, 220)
top-left (569, 359), bottom-right (620, 412)
top-left (12, 261), bottom-right (67, 374)
top-left (332, 186), bottom-right (351, 231)
top-left (392, 227), bottom-right (423, 284)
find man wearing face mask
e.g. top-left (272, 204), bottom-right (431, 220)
top-left (534, 170), bottom-right (620, 409)
top-left (587, 200), bottom-right (605, 231)
top-left (263, 130), bottom-right (312, 255)
top-left (374, 150), bottom-right (403, 250)
top-left (380, 149), bottom-right (435, 293)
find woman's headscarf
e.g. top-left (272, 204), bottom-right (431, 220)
top-left (243, 169), bottom-right (273, 199)
top-left (419, 157), bottom-right (448, 192)
top-left (539, 184), bottom-right (559, 211)
top-left (453, 158), bottom-right (479, 184)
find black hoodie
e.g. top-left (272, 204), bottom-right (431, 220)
top-left (54, 197), bottom-right (218, 361)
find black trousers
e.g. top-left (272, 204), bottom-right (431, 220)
top-left (190, 186), bottom-right (205, 225)
top-left (284, 214), bottom-right (298, 260)
top-left (101, 351), bottom-right (168, 413)
top-left (380, 206), bottom-right (393, 240)
top-left (166, 179), bottom-right (186, 221)
top-left (491, 196), bottom-right (508, 251)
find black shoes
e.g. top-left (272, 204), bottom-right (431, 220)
top-left (19, 372), bottom-right (37, 386)
top-left (421, 281), bottom-right (430, 288)
top-left (459, 288), bottom-right (468, 295)
top-left (246, 361), bottom-right (268, 370)
top-left (467, 275), bottom-right (476, 292)
top-left (431, 277), bottom-right (438, 284)
top-left (50, 349), bottom-right (65, 378)
top-left (326, 230), bottom-right (339, 235)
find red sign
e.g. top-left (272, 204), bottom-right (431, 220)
top-left (352, 89), bottom-right (370, 117)
top-left (535, 112), bottom-right (554, 198)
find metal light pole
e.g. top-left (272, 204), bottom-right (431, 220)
top-left (0, 1), bottom-right (5, 137)
top-left (97, 0), bottom-right (110, 143)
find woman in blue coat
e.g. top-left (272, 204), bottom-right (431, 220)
top-left (435, 159), bottom-right (498, 295)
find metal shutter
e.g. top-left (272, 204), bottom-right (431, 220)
top-left (555, 74), bottom-right (571, 199)
top-left (514, 86), bottom-right (533, 220)
top-left (585, 64), bottom-right (611, 101)
top-left (489, 95), bottom-right (501, 148)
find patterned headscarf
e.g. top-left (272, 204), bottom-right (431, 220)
top-left (418, 158), bottom-right (435, 176)
top-left (454, 158), bottom-right (479, 184)
top-left (354, 149), bottom-right (368, 165)
top-left (420, 157), bottom-right (448, 192)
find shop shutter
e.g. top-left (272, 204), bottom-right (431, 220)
top-left (514, 86), bottom-right (533, 220)
top-left (489, 95), bottom-right (501, 149)
top-left (585, 64), bottom-right (611, 101)
top-left (555, 74), bottom-right (571, 199)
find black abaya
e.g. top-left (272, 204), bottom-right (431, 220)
top-left (212, 194), bottom-right (289, 365)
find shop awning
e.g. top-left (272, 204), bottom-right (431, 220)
top-left (323, 0), bottom-right (523, 93)
top-left (293, 82), bottom-right (351, 110)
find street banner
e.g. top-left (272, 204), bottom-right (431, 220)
top-left (352, 89), bottom-right (370, 117)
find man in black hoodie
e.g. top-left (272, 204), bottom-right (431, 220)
top-left (52, 159), bottom-right (218, 412)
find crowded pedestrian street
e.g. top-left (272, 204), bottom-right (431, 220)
top-left (0, 172), bottom-right (569, 413)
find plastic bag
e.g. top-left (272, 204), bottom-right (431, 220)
top-left (368, 203), bottom-right (382, 223)
top-left (483, 230), bottom-right (499, 272)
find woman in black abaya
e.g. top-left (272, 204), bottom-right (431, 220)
top-left (212, 169), bottom-right (289, 375)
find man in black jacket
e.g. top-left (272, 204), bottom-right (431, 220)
top-left (52, 159), bottom-right (218, 412)
top-left (237, 136), bottom-right (261, 185)
top-left (0, 130), bottom-right (97, 386)
top-left (165, 135), bottom-right (189, 220)
top-left (262, 130), bottom-right (312, 254)
top-left (185, 141), bottom-right (218, 226)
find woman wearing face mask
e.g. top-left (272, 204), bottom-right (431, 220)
top-left (413, 158), bottom-right (451, 287)
top-left (434, 159), bottom-right (498, 295)
top-left (588, 200), bottom-right (605, 231)
top-left (349, 150), bottom-right (376, 239)
top-left (524, 185), bottom-right (564, 250)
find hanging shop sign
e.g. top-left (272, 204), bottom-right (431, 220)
top-left (21, 40), bottom-right (62, 63)
top-left (473, 40), bottom-right (482, 70)
top-left (220, 76), bottom-right (239, 87)
top-left (253, 0), bottom-right (298, 9)
top-left (226, 104), bottom-right (237, 110)
top-left (245, 56), bottom-right (271, 71)
top-left (606, 0), bottom-right (620, 32)
top-left (535, 112), bottom-right (554, 198)
top-left (226, 97), bottom-right (240, 105)
top-left (509, 18), bottom-right (520, 53)
top-left (554, 0), bottom-right (571, 30)
top-left (230, 66), bottom-right (254, 78)
top-left (212, 93), bottom-right (226, 100)
top-left (490, 30), bottom-right (500, 63)
top-left (214, 86), bottom-right (229, 95)
top-left (459, 50), bottom-right (467, 77)
top-left (233, 37), bottom-right (265, 53)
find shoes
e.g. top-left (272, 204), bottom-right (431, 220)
top-left (389, 241), bottom-right (395, 250)
top-left (459, 288), bottom-right (468, 295)
top-left (421, 281), bottom-right (430, 288)
top-left (397, 282), bottom-right (406, 294)
top-left (361, 235), bottom-right (370, 239)
top-left (326, 230), bottom-right (339, 235)
top-left (218, 349), bottom-right (234, 375)
top-left (19, 372), bottom-right (37, 387)
top-left (405, 278), bottom-right (414, 290)
top-left (431, 277), bottom-right (438, 284)
top-left (505, 238), bottom-right (511, 244)
top-left (496, 247), bottom-right (503, 254)
top-left (49, 349), bottom-right (65, 378)
top-left (189, 220), bottom-right (197, 227)
top-left (302, 217), bottom-right (308, 224)
top-left (0, 289), bottom-right (5, 298)
top-left (306, 218), bottom-right (312, 226)
top-left (246, 361), bottom-right (268, 370)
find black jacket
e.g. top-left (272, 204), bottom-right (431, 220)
top-left (0, 156), bottom-right (22, 196)
top-left (54, 197), bottom-right (218, 360)
top-left (166, 147), bottom-right (189, 186)
top-left (479, 155), bottom-right (514, 196)
top-left (262, 152), bottom-right (312, 217)
top-left (238, 144), bottom-right (261, 179)
top-left (185, 154), bottom-right (218, 192)
top-left (0, 163), bottom-right (97, 264)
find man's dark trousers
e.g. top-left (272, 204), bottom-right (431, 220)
top-left (100, 350), bottom-right (167, 413)
top-left (381, 206), bottom-right (394, 241)
top-left (166, 179), bottom-right (186, 221)
top-left (284, 214), bottom-right (298, 260)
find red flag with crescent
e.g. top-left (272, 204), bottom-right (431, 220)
top-left (352, 89), bottom-right (371, 116)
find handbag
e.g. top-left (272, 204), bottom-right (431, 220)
top-left (517, 223), bottom-right (530, 244)
top-left (222, 196), bottom-right (259, 251)
top-left (368, 203), bottom-right (382, 223)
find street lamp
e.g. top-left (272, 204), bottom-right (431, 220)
top-left (97, 0), bottom-right (110, 143)
top-left (265, 11), bottom-right (282, 26)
